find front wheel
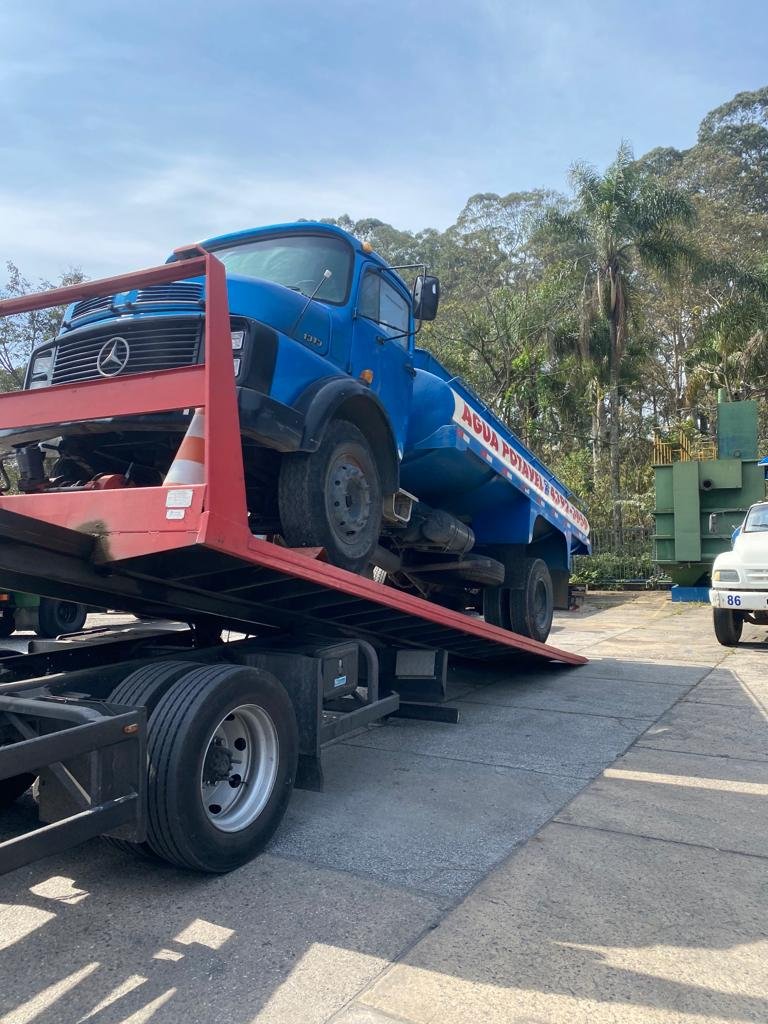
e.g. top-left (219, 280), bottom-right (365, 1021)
top-left (278, 419), bottom-right (382, 573)
top-left (713, 608), bottom-right (743, 646)
top-left (144, 664), bottom-right (298, 872)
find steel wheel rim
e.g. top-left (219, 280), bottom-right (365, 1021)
top-left (533, 580), bottom-right (549, 629)
top-left (326, 452), bottom-right (372, 543)
top-left (200, 703), bottom-right (279, 832)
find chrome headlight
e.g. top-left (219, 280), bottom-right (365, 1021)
top-left (28, 349), bottom-right (55, 389)
top-left (713, 568), bottom-right (740, 582)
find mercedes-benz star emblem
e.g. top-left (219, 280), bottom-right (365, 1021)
top-left (96, 337), bottom-right (130, 377)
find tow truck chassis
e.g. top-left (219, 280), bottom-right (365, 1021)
top-left (0, 249), bottom-right (585, 875)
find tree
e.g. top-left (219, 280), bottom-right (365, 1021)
top-left (541, 143), bottom-right (696, 545)
top-left (0, 262), bottom-right (86, 390)
top-left (685, 264), bottom-right (768, 403)
top-left (697, 87), bottom-right (768, 216)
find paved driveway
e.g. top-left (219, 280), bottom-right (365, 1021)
top-left (1, 596), bottom-right (765, 1023)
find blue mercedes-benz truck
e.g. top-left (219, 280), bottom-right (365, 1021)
top-left (17, 222), bottom-right (590, 642)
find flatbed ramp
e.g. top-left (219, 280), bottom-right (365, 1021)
top-left (0, 505), bottom-right (582, 665)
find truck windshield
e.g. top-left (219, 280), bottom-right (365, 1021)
top-left (744, 505), bottom-right (768, 532)
top-left (211, 234), bottom-right (352, 304)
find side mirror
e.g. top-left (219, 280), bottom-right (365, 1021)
top-left (708, 513), bottom-right (718, 535)
top-left (413, 275), bottom-right (440, 321)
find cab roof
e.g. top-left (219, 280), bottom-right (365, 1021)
top-left (197, 221), bottom-right (395, 275)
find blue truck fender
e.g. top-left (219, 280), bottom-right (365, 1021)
top-left (293, 376), bottom-right (399, 496)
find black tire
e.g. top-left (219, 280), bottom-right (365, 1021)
top-left (0, 612), bottom-right (14, 639)
top-left (483, 545), bottom-right (526, 631)
top-left (509, 558), bottom-right (554, 643)
top-left (36, 598), bottom-right (88, 639)
top-left (103, 661), bottom-right (194, 858)
top-left (483, 586), bottom-right (512, 630)
top-left (0, 772), bottom-right (35, 810)
top-left (278, 419), bottom-right (382, 573)
top-left (713, 608), bottom-right (743, 647)
top-left (144, 664), bottom-right (297, 872)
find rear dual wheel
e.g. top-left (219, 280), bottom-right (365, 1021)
top-left (106, 662), bottom-right (297, 872)
top-left (104, 661), bottom-right (194, 858)
top-left (484, 557), bottom-right (554, 643)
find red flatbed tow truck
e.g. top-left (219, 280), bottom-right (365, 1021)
top-left (0, 248), bottom-right (585, 876)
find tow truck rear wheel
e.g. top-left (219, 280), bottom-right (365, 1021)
top-left (713, 608), bottom-right (743, 647)
top-left (144, 664), bottom-right (297, 872)
top-left (103, 661), bottom-right (194, 859)
top-left (278, 419), bottom-right (382, 573)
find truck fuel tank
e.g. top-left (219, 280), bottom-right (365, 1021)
top-left (401, 504), bottom-right (475, 555)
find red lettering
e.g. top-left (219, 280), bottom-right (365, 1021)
top-left (490, 431), bottom-right (499, 451)
top-left (472, 413), bottom-right (483, 435)
top-left (501, 442), bottom-right (511, 460)
top-left (461, 404), bottom-right (473, 427)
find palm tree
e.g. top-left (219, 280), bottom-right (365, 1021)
top-left (543, 143), bottom-right (696, 546)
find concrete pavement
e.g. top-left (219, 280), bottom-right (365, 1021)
top-left (0, 595), bottom-right (766, 1023)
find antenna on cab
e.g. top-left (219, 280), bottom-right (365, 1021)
top-left (289, 269), bottom-right (332, 336)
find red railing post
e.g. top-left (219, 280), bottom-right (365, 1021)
top-left (195, 247), bottom-right (249, 530)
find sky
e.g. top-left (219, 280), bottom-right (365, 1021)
top-left (1, 0), bottom-right (767, 281)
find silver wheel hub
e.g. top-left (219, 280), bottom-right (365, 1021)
top-left (327, 455), bottom-right (371, 541)
top-left (200, 703), bottom-right (279, 832)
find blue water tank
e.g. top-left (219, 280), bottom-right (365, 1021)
top-left (406, 368), bottom-right (456, 449)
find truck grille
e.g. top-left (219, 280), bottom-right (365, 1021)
top-left (52, 318), bottom-right (202, 385)
top-left (746, 569), bottom-right (768, 584)
top-left (70, 283), bottom-right (204, 321)
top-left (71, 295), bottom-right (115, 319)
top-left (136, 283), bottom-right (204, 304)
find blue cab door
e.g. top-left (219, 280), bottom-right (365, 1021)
top-left (351, 267), bottom-right (414, 456)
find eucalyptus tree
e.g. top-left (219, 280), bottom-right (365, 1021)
top-left (541, 143), bottom-right (696, 545)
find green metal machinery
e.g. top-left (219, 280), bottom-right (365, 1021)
top-left (653, 398), bottom-right (766, 585)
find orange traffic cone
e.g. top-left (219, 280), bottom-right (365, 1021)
top-left (164, 408), bottom-right (205, 485)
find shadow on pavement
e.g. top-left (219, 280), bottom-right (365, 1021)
top-left (0, 644), bottom-right (765, 1024)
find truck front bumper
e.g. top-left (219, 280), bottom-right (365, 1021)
top-left (709, 588), bottom-right (768, 611)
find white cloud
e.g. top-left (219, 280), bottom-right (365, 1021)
top-left (0, 155), bottom-right (467, 280)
